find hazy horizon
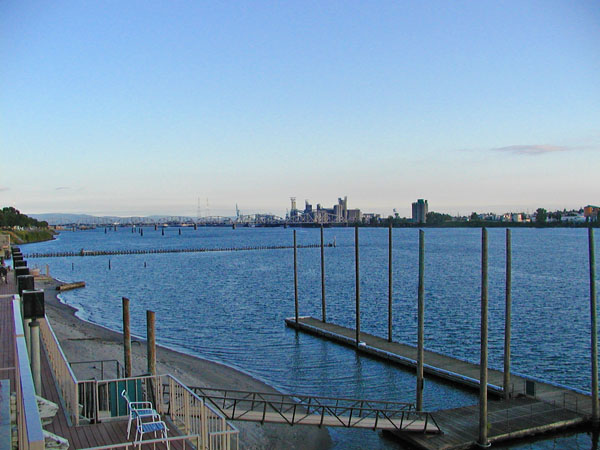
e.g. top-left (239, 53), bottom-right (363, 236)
top-left (23, 200), bottom-right (590, 220)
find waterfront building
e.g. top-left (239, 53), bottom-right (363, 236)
top-left (347, 209), bottom-right (362, 223)
top-left (412, 199), bottom-right (428, 224)
top-left (584, 205), bottom-right (599, 221)
top-left (287, 195), bottom-right (355, 224)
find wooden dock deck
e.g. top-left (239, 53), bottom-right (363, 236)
top-left (2, 271), bottom-right (178, 449)
top-left (0, 274), bottom-right (17, 398)
top-left (286, 316), bottom-right (593, 449)
top-left (389, 397), bottom-right (584, 450)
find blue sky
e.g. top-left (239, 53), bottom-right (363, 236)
top-left (1, 1), bottom-right (599, 217)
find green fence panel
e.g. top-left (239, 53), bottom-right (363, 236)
top-left (108, 379), bottom-right (143, 417)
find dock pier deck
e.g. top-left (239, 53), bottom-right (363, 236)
top-left (286, 316), bottom-right (592, 449)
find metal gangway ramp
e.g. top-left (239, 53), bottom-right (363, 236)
top-left (188, 386), bottom-right (441, 433)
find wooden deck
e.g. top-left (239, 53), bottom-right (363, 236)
top-left (0, 272), bottom-right (17, 392)
top-left (389, 397), bottom-right (584, 450)
top-left (41, 344), bottom-right (144, 449)
top-left (286, 316), bottom-right (592, 449)
top-left (2, 268), bottom-right (178, 449)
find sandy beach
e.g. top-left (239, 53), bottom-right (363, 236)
top-left (37, 277), bottom-right (332, 449)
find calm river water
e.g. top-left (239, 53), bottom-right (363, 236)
top-left (22, 226), bottom-right (599, 449)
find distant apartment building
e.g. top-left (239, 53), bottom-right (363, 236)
top-left (412, 199), bottom-right (428, 224)
top-left (584, 205), bottom-right (599, 221)
top-left (347, 209), bottom-right (362, 223)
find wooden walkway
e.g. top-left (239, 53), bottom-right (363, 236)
top-left (219, 408), bottom-right (439, 431)
top-left (1, 269), bottom-right (177, 449)
top-left (390, 397), bottom-right (584, 450)
top-left (0, 272), bottom-right (17, 390)
top-left (191, 386), bottom-right (440, 433)
top-left (286, 316), bottom-right (592, 449)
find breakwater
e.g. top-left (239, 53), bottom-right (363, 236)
top-left (24, 242), bottom-right (334, 258)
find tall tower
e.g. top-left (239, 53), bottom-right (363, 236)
top-left (412, 199), bottom-right (429, 224)
top-left (290, 197), bottom-right (297, 212)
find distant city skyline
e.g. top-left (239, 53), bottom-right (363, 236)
top-left (1, 2), bottom-right (599, 218)
top-left (18, 197), bottom-right (593, 222)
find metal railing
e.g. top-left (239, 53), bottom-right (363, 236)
top-left (71, 373), bottom-right (239, 450)
top-left (37, 312), bottom-right (239, 449)
top-left (190, 386), bottom-right (439, 433)
top-left (81, 434), bottom-right (202, 449)
top-left (12, 297), bottom-right (45, 450)
top-left (70, 359), bottom-right (124, 381)
top-left (39, 316), bottom-right (80, 425)
top-left (166, 375), bottom-right (239, 449)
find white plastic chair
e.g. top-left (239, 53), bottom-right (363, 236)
top-left (121, 390), bottom-right (158, 439)
top-left (134, 414), bottom-right (169, 449)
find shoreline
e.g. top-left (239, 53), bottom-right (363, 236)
top-left (38, 277), bottom-right (332, 449)
top-left (54, 285), bottom-right (296, 399)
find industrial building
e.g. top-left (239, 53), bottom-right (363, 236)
top-left (288, 196), bottom-right (367, 224)
top-left (412, 199), bottom-right (428, 224)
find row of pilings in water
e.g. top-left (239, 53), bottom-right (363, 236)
top-left (23, 242), bottom-right (335, 259)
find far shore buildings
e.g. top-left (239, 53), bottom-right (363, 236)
top-left (412, 199), bottom-right (428, 224)
top-left (288, 196), bottom-right (379, 224)
top-left (584, 205), bottom-right (599, 221)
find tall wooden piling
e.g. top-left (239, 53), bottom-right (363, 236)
top-left (589, 227), bottom-right (599, 424)
top-left (294, 230), bottom-right (299, 324)
top-left (388, 222), bottom-right (393, 342)
top-left (355, 226), bottom-right (361, 346)
top-left (147, 310), bottom-right (156, 375)
top-left (479, 228), bottom-right (489, 447)
top-left (122, 297), bottom-right (132, 378)
top-left (320, 225), bottom-right (327, 323)
top-left (504, 229), bottom-right (512, 400)
top-left (417, 230), bottom-right (425, 411)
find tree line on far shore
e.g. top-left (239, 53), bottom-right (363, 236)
top-left (0, 207), bottom-right (48, 228)
top-left (379, 207), bottom-right (598, 228)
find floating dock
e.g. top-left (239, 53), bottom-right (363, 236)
top-left (56, 281), bottom-right (86, 291)
top-left (285, 316), bottom-right (592, 449)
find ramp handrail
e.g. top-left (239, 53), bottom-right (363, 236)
top-left (38, 314), bottom-right (239, 449)
top-left (189, 386), bottom-right (440, 433)
top-left (77, 374), bottom-right (239, 450)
